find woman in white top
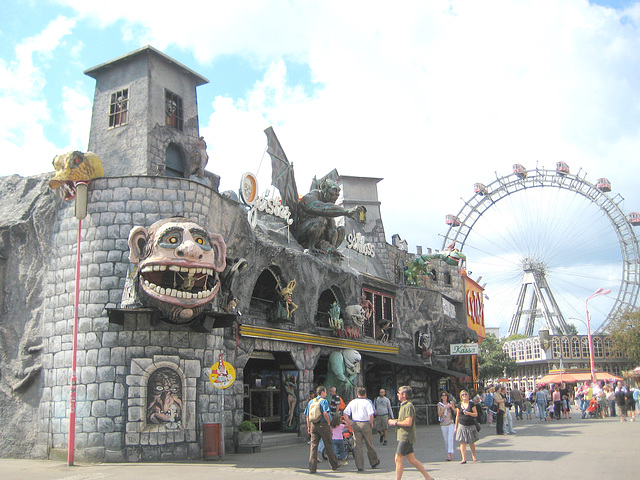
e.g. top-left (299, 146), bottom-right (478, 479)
top-left (437, 391), bottom-right (456, 461)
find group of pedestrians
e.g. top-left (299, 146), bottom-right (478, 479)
top-left (304, 385), bottom-right (434, 479)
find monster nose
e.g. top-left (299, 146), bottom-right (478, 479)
top-left (176, 240), bottom-right (203, 260)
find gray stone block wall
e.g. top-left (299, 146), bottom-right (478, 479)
top-left (39, 176), bottom-right (235, 462)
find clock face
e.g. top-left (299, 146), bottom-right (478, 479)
top-left (239, 172), bottom-right (258, 205)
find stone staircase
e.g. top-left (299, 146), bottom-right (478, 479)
top-left (261, 432), bottom-right (306, 450)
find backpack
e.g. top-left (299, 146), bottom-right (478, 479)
top-left (309, 398), bottom-right (323, 423)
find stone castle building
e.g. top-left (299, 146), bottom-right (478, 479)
top-left (0, 46), bottom-right (478, 462)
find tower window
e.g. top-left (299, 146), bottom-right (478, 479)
top-left (165, 89), bottom-right (183, 131)
top-left (108, 88), bottom-right (129, 128)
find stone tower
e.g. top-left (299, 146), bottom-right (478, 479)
top-left (84, 45), bottom-right (218, 187)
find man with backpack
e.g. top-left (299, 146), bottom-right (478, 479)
top-left (305, 386), bottom-right (342, 473)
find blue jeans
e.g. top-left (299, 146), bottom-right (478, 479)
top-left (537, 401), bottom-right (546, 420)
top-left (333, 439), bottom-right (346, 460)
top-left (514, 401), bottom-right (523, 419)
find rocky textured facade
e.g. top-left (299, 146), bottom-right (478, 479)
top-left (0, 47), bottom-right (477, 462)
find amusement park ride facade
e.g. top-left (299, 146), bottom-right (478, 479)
top-left (0, 46), bottom-right (479, 463)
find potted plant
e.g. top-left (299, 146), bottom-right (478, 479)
top-left (235, 420), bottom-right (263, 453)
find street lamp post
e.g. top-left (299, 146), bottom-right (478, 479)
top-left (585, 288), bottom-right (611, 385)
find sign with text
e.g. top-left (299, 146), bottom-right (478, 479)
top-left (450, 343), bottom-right (479, 355)
top-left (464, 276), bottom-right (485, 340)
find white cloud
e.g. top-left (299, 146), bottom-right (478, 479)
top-left (0, 15), bottom-right (76, 176)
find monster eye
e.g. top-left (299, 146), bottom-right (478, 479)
top-left (159, 229), bottom-right (183, 248)
top-left (191, 231), bottom-right (212, 251)
top-left (155, 385), bottom-right (164, 392)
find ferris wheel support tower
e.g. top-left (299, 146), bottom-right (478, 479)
top-left (509, 259), bottom-right (571, 337)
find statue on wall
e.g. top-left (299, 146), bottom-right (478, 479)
top-left (48, 150), bottom-right (104, 200)
top-left (264, 127), bottom-right (364, 256)
top-left (404, 254), bottom-right (434, 286)
top-left (325, 349), bottom-right (361, 401)
top-left (328, 301), bottom-right (343, 331)
top-left (267, 278), bottom-right (298, 322)
top-left (189, 136), bottom-right (209, 177)
top-left (294, 178), bottom-right (364, 254)
top-left (124, 216), bottom-right (227, 323)
top-left (147, 367), bottom-right (183, 428)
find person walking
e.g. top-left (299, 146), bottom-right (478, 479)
top-left (305, 386), bottom-right (342, 473)
top-left (552, 386), bottom-right (562, 420)
top-left (330, 409), bottom-right (348, 466)
top-left (615, 381), bottom-right (628, 421)
top-left (388, 385), bottom-right (434, 480)
top-left (374, 388), bottom-right (394, 445)
top-left (535, 386), bottom-right (547, 421)
top-left (510, 385), bottom-right (524, 420)
top-left (343, 387), bottom-right (380, 472)
top-left (437, 391), bottom-right (456, 461)
top-left (493, 385), bottom-right (506, 435)
top-left (455, 390), bottom-right (480, 464)
top-left (483, 387), bottom-right (495, 425)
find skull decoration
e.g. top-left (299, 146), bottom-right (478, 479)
top-left (344, 305), bottom-right (366, 327)
top-left (127, 217), bottom-right (227, 323)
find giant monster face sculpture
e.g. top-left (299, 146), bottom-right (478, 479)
top-left (128, 217), bottom-right (227, 323)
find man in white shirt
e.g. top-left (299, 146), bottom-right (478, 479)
top-left (344, 387), bottom-right (381, 472)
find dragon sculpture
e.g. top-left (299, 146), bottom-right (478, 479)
top-left (49, 150), bottom-right (104, 200)
top-left (404, 244), bottom-right (466, 286)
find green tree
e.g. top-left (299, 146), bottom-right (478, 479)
top-left (606, 310), bottom-right (640, 365)
top-left (478, 333), bottom-right (518, 381)
top-left (564, 323), bottom-right (579, 336)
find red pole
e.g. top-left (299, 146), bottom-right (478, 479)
top-left (68, 218), bottom-right (82, 465)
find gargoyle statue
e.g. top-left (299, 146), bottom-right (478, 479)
top-left (49, 150), bottom-right (104, 200)
top-left (328, 301), bottom-right (343, 331)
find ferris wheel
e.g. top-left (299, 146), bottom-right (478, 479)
top-left (441, 163), bottom-right (640, 337)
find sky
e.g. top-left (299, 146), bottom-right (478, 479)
top-left (1, 0), bottom-right (639, 335)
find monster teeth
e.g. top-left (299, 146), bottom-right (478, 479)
top-left (143, 265), bottom-right (213, 275)
top-left (144, 278), bottom-right (215, 299)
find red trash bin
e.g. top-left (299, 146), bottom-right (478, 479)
top-left (203, 423), bottom-right (221, 459)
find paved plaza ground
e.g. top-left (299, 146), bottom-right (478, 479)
top-left (1, 411), bottom-right (638, 480)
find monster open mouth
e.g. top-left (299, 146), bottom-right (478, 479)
top-left (139, 263), bottom-right (219, 303)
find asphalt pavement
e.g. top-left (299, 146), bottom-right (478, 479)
top-left (1, 410), bottom-right (639, 480)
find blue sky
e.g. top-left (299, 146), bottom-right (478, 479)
top-left (2, 0), bottom-right (640, 335)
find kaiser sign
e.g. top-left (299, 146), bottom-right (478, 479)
top-left (450, 343), bottom-right (479, 355)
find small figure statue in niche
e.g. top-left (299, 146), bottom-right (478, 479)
top-left (147, 367), bottom-right (183, 429)
top-left (267, 279), bottom-right (298, 322)
top-left (377, 318), bottom-right (393, 342)
top-left (328, 301), bottom-right (343, 331)
top-left (280, 279), bottom-right (298, 318)
top-left (359, 293), bottom-right (373, 320)
top-left (416, 325), bottom-right (433, 358)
